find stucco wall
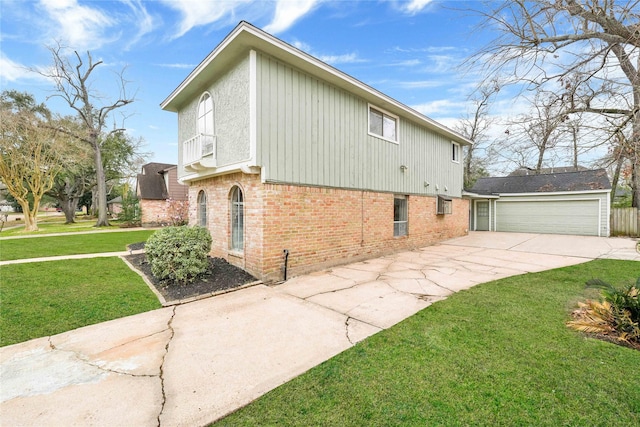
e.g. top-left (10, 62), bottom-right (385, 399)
top-left (177, 55), bottom-right (251, 178)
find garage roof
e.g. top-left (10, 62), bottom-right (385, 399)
top-left (470, 169), bottom-right (611, 195)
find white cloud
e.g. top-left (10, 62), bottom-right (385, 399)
top-left (120, 0), bottom-right (156, 50)
top-left (156, 63), bottom-right (196, 69)
top-left (0, 55), bottom-right (26, 82)
top-left (402, 0), bottom-right (435, 15)
top-left (264, 0), bottom-right (321, 34)
top-left (37, 0), bottom-right (115, 50)
top-left (318, 53), bottom-right (366, 65)
top-left (411, 99), bottom-right (466, 116)
top-left (292, 39), bottom-right (364, 65)
top-left (0, 54), bottom-right (49, 85)
top-left (160, 0), bottom-right (252, 39)
top-left (396, 80), bottom-right (445, 89)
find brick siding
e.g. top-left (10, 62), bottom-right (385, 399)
top-left (189, 173), bottom-right (469, 282)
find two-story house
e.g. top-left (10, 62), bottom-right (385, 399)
top-left (161, 22), bottom-right (472, 282)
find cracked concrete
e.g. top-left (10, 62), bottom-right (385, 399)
top-left (1, 232), bottom-right (637, 426)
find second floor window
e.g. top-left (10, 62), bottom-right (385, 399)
top-left (198, 93), bottom-right (214, 136)
top-left (369, 105), bottom-right (398, 143)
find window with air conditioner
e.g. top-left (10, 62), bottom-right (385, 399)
top-left (437, 195), bottom-right (452, 215)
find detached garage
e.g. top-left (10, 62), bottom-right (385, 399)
top-left (466, 169), bottom-right (611, 237)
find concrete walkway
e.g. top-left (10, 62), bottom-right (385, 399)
top-left (1, 232), bottom-right (638, 426)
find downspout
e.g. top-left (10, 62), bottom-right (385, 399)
top-left (282, 249), bottom-right (289, 281)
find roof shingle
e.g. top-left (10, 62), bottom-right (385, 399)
top-left (470, 169), bottom-right (611, 195)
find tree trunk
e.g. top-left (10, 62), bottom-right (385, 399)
top-left (610, 154), bottom-right (624, 208)
top-left (18, 199), bottom-right (37, 232)
top-left (59, 195), bottom-right (78, 223)
top-left (93, 142), bottom-right (110, 227)
top-left (632, 160), bottom-right (639, 208)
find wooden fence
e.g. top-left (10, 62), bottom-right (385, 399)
top-left (610, 207), bottom-right (639, 237)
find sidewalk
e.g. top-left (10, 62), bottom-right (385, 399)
top-left (1, 232), bottom-right (638, 426)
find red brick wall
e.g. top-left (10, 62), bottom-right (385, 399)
top-left (189, 174), bottom-right (469, 283)
top-left (259, 185), bottom-right (469, 281)
top-left (188, 173), bottom-right (264, 277)
top-left (140, 200), bottom-right (169, 226)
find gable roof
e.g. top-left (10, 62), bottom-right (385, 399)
top-left (470, 169), bottom-right (611, 195)
top-left (160, 21), bottom-right (472, 147)
top-left (136, 162), bottom-right (176, 200)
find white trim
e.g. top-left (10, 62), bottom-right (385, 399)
top-left (249, 49), bottom-right (257, 165)
top-left (605, 191), bottom-right (611, 237)
top-left (367, 103), bottom-right (399, 144)
top-left (179, 160), bottom-right (259, 183)
top-left (495, 189), bottom-right (609, 197)
top-left (496, 197), bottom-right (602, 203)
top-left (451, 141), bottom-right (460, 163)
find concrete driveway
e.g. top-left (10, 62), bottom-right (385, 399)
top-left (1, 232), bottom-right (638, 426)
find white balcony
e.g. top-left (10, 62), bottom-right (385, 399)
top-left (183, 134), bottom-right (217, 171)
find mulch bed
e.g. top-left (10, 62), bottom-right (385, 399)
top-left (124, 244), bottom-right (257, 302)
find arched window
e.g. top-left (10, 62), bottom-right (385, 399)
top-left (197, 190), bottom-right (207, 227)
top-left (198, 93), bottom-right (214, 155)
top-left (230, 186), bottom-right (244, 251)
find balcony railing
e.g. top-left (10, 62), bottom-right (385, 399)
top-left (183, 134), bottom-right (216, 171)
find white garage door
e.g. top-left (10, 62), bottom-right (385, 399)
top-left (496, 199), bottom-right (600, 236)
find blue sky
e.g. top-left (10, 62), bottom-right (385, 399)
top-left (1, 0), bottom-right (504, 166)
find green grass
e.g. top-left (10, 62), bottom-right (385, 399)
top-left (0, 229), bottom-right (155, 261)
top-left (0, 218), bottom-right (136, 237)
top-left (0, 258), bottom-right (162, 347)
top-left (216, 259), bottom-right (640, 426)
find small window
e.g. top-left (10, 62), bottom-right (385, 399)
top-left (394, 195), bottom-right (408, 237)
top-left (369, 105), bottom-right (398, 143)
top-left (230, 186), bottom-right (244, 251)
top-left (437, 195), bottom-right (452, 215)
top-left (197, 190), bottom-right (207, 227)
top-left (452, 142), bottom-right (460, 163)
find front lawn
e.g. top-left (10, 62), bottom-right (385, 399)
top-left (215, 259), bottom-right (640, 426)
top-left (0, 229), bottom-right (155, 261)
top-left (0, 258), bottom-right (161, 347)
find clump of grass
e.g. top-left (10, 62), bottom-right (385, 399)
top-left (568, 277), bottom-right (640, 349)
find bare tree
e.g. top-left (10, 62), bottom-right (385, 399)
top-left (469, 0), bottom-right (640, 206)
top-left (0, 91), bottom-right (65, 231)
top-left (38, 45), bottom-right (134, 226)
top-left (507, 91), bottom-right (570, 173)
top-left (455, 83), bottom-right (498, 187)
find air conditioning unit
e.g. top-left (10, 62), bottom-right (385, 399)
top-left (437, 195), bottom-right (452, 215)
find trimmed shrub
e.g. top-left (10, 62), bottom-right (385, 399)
top-left (145, 226), bottom-right (212, 285)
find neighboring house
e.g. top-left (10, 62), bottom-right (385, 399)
top-left (465, 169), bottom-right (611, 237)
top-left (136, 162), bottom-right (188, 226)
top-left (160, 21), bottom-right (472, 282)
top-left (107, 196), bottom-right (123, 215)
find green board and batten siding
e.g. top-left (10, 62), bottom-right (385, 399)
top-left (254, 52), bottom-right (463, 197)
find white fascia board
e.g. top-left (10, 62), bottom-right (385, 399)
top-left (161, 21), bottom-right (473, 146)
top-left (496, 189), bottom-right (610, 198)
